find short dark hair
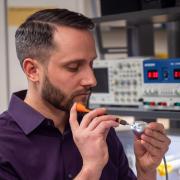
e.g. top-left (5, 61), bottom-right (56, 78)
top-left (15, 8), bottom-right (95, 67)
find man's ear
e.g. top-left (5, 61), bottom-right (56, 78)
top-left (22, 58), bottom-right (41, 82)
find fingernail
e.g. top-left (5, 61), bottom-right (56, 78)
top-left (115, 118), bottom-right (119, 123)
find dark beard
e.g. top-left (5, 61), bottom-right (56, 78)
top-left (41, 75), bottom-right (73, 112)
top-left (41, 74), bottom-right (91, 112)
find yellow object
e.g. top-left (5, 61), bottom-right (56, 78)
top-left (155, 53), bottom-right (168, 59)
top-left (157, 163), bottom-right (173, 176)
top-left (8, 7), bottom-right (53, 26)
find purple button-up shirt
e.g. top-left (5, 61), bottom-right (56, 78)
top-left (0, 90), bottom-right (136, 180)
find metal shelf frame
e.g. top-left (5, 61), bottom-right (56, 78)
top-left (92, 6), bottom-right (180, 57)
top-left (92, 6), bottom-right (180, 25)
top-left (106, 107), bottom-right (180, 120)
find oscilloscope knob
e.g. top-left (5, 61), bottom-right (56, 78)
top-left (133, 80), bottom-right (137, 86)
top-left (113, 80), bottom-right (119, 86)
top-left (175, 89), bottom-right (180, 96)
top-left (118, 64), bottom-right (123, 69)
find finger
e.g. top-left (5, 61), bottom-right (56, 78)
top-left (134, 138), bottom-right (146, 157)
top-left (94, 120), bottom-right (119, 135)
top-left (69, 103), bottom-right (79, 132)
top-left (87, 115), bottom-right (118, 131)
top-left (141, 140), bottom-right (161, 156)
top-left (80, 108), bottom-right (107, 128)
top-left (147, 122), bottom-right (165, 134)
top-left (141, 134), bottom-right (165, 149)
top-left (144, 128), bottom-right (167, 142)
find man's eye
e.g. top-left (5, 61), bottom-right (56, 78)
top-left (66, 65), bottom-right (79, 72)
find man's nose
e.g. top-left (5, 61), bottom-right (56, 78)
top-left (80, 69), bottom-right (97, 87)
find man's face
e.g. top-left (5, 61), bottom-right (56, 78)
top-left (40, 26), bottom-right (97, 112)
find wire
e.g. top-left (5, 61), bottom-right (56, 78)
top-left (163, 156), bottom-right (168, 180)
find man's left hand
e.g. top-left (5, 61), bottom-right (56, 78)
top-left (134, 122), bottom-right (171, 179)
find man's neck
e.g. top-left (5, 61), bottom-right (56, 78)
top-left (24, 90), bottom-right (67, 133)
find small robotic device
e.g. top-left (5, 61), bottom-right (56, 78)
top-left (131, 121), bottom-right (147, 137)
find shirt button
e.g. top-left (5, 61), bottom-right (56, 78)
top-left (67, 173), bottom-right (73, 179)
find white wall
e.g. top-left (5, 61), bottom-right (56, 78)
top-left (0, 0), bottom-right (8, 112)
top-left (8, 0), bottom-right (86, 15)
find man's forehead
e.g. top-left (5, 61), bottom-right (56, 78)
top-left (54, 25), bottom-right (93, 37)
top-left (60, 56), bottom-right (97, 64)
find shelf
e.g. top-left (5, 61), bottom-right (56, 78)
top-left (92, 6), bottom-right (180, 25)
top-left (106, 107), bottom-right (180, 120)
top-left (91, 6), bottom-right (180, 120)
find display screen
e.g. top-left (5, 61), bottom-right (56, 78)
top-left (92, 68), bottom-right (109, 93)
top-left (174, 69), bottom-right (180, 79)
top-left (147, 70), bottom-right (158, 79)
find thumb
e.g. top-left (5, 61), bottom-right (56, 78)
top-left (69, 103), bottom-right (79, 132)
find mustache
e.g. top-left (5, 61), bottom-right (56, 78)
top-left (73, 88), bottom-right (92, 96)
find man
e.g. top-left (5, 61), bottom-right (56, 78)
top-left (0, 8), bottom-right (170, 180)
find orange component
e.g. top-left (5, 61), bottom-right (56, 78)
top-left (76, 103), bottom-right (91, 113)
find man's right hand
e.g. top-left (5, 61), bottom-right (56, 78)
top-left (69, 103), bottom-right (119, 180)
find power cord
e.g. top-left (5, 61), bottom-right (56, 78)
top-left (163, 156), bottom-right (168, 180)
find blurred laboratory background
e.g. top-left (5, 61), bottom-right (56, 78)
top-left (1, 0), bottom-right (180, 179)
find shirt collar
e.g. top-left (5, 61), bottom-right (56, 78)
top-left (8, 90), bottom-right (45, 135)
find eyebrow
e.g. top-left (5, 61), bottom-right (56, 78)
top-left (62, 56), bottom-right (97, 65)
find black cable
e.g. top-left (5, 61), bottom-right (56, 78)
top-left (163, 156), bottom-right (168, 180)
